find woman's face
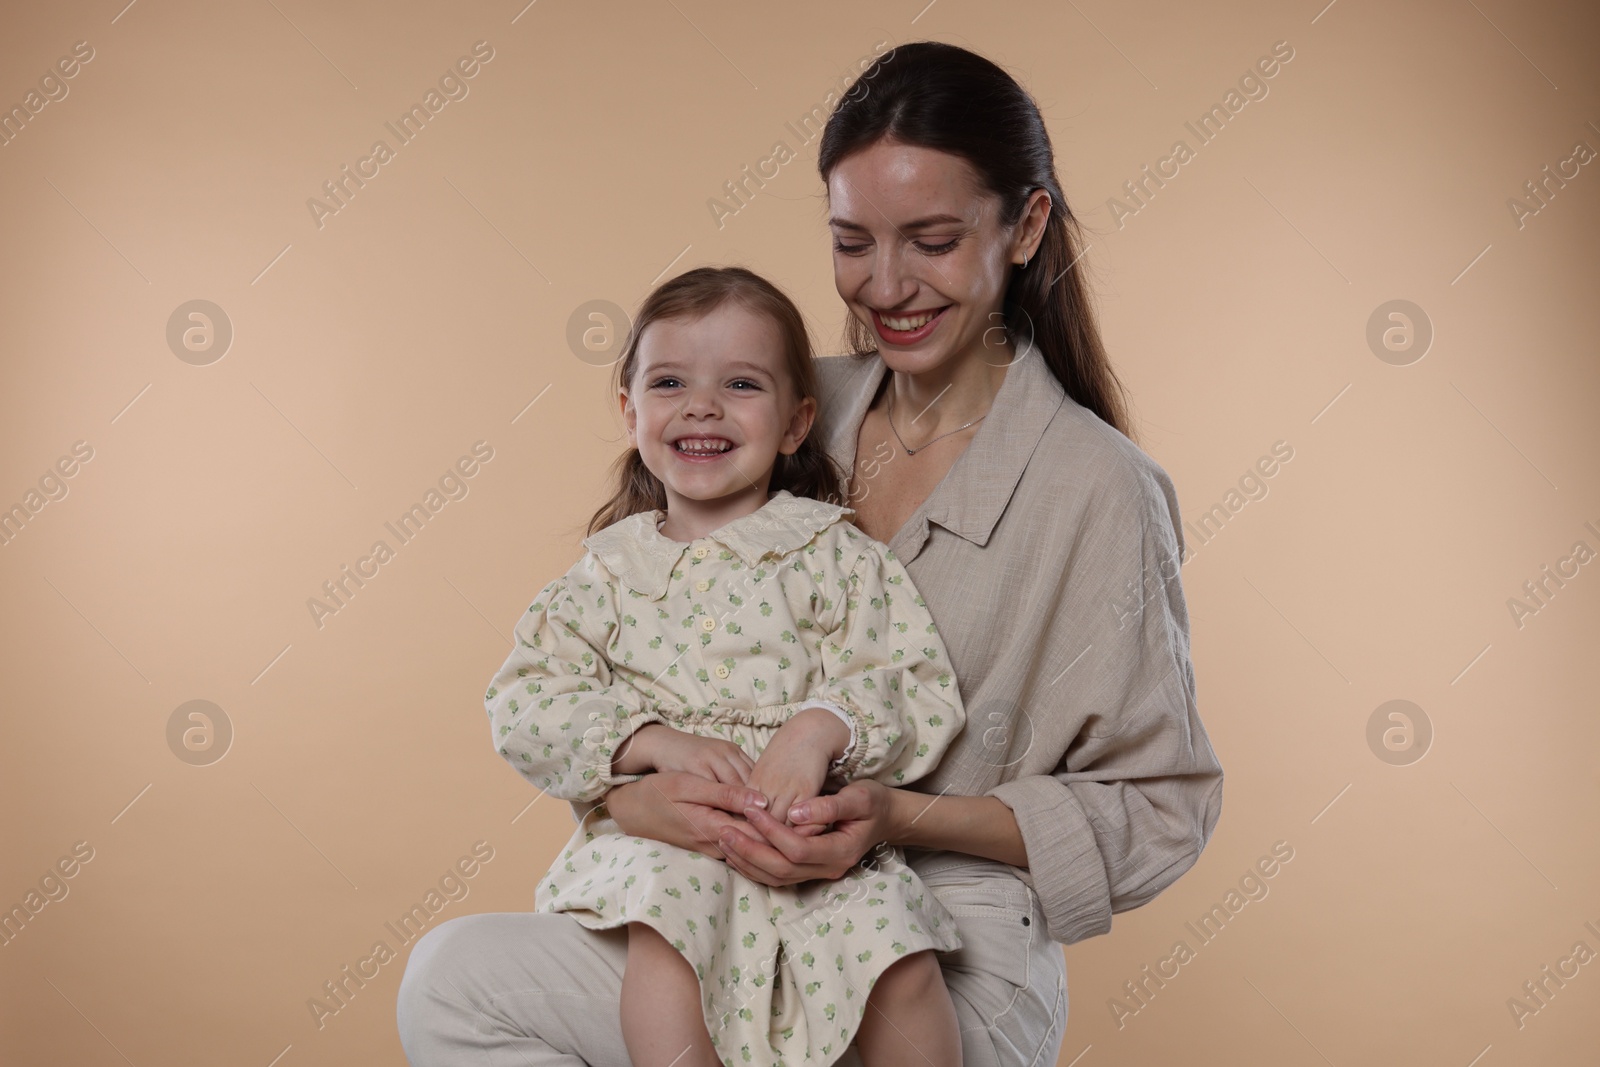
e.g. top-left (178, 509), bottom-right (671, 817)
top-left (827, 139), bottom-right (1044, 376)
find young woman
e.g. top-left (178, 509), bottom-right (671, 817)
top-left (400, 40), bottom-right (1224, 1067)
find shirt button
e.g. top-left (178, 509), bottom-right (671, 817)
top-left (694, 579), bottom-right (711, 592)
top-left (701, 617), bottom-right (716, 632)
top-left (693, 547), bottom-right (710, 559)
top-left (714, 664), bottom-right (731, 679)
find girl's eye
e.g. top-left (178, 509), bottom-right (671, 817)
top-left (650, 377), bottom-right (682, 389)
top-left (730, 379), bottom-right (760, 390)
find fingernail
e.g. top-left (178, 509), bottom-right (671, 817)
top-left (789, 804), bottom-right (809, 821)
top-left (749, 795), bottom-right (768, 807)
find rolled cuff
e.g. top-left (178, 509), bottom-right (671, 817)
top-left (986, 775), bottom-right (1114, 945)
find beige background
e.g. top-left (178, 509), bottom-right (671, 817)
top-left (2, 0), bottom-right (1596, 1064)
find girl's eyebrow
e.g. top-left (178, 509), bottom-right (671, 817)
top-left (829, 213), bottom-right (966, 231)
top-left (647, 360), bottom-right (776, 380)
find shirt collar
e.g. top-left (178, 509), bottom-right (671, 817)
top-left (817, 348), bottom-right (1066, 559)
top-left (582, 489), bottom-right (855, 601)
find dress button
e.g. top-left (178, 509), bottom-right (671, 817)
top-left (694, 579), bottom-right (711, 592)
top-left (701, 617), bottom-right (717, 632)
top-left (693, 547), bottom-right (710, 559)
top-left (714, 664), bottom-right (731, 679)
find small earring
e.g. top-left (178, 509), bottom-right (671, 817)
top-left (1021, 251), bottom-right (1030, 269)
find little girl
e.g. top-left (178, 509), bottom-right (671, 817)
top-left (484, 266), bottom-right (969, 1067)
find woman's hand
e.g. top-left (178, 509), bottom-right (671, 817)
top-left (716, 778), bottom-right (901, 886)
top-left (604, 771), bottom-right (770, 860)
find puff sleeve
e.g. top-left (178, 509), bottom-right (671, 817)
top-left (811, 537), bottom-right (966, 785)
top-left (484, 554), bottom-right (664, 804)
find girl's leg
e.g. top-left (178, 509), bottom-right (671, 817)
top-left (855, 950), bottom-right (962, 1067)
top-left (622, 922), bottom-right (722, 1067)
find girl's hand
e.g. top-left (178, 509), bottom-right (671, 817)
top-left (605, 772), bottom-right (771, 859)
top-left (743, 705), bottom-right (850, 830)
top-left (745, 730), bottom-right (830, 836)
top-left (637, 726), bottom-right (756, 785)
top-left (716, 779), bottom-right (900, 886)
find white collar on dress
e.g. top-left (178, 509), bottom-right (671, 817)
top-left (582, 489), bottom-right (854, 601)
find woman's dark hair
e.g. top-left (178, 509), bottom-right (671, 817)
top-left (587, 266), bottom-right (845, 535)
top-left (818, 40), bottom-right (1134, 440)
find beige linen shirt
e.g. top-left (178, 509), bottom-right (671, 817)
top-left (808, 348), bottom-right (1224, 946)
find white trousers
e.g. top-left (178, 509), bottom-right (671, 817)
top-left (397, 855), bottom-right (1068, 1067)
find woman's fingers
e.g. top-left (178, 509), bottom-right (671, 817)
top-left (718, 827), bottom-right (786, 885)
top-left (741, 805), bottom-right (815, 862)
top-left (719, 842), bottom-right (776, 886)
top-left (659, 770), bottom-right (768, 815)
top-left (788, 784), bottom-right (870, 826)
top-left (707, 759), bottom-right (743, 786)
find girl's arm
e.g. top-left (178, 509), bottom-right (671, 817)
top-left (800, 535), bottom-right (967, 787)
top-left (485, 555), bottom-right (665, 804)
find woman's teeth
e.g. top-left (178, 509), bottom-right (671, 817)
top-left (676, 439), bottom-right (733, 455)
top-left (881, 309), bottom-right (942, 331)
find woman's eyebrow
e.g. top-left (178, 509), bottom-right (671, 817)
top-left (829, 213), bottom-right (967, 231)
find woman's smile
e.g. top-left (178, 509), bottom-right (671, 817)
top-left (872, 305), bottom-right (952, 345)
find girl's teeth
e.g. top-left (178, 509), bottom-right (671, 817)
top-left (883, 310), bottom-right (939, 331)
top-left (678, 440), bottom-right (731, 454)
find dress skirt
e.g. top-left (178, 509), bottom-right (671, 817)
top-left (538, 799), bottom-right (963, 1067)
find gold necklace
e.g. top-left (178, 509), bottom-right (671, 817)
top-left (885, 386), bottom-right (988, 456)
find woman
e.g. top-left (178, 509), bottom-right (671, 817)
top-left (398, 40), bottom-right (1223, 1067)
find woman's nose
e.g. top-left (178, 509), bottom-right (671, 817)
top-left (862, 245), bottom-right (919, 309)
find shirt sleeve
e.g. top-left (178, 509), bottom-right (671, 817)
top-left (813, 537), bottom-right (967, 786)
top-left (484, 554), bottom-right (664, 804)
top-left (984, 458), bottom-right (1224, 946)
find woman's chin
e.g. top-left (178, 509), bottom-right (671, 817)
top-left (875, 343), bottom-right (967, 377)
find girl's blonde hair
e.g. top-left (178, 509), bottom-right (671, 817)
top-left (588, 267), bottom-right (846, 535)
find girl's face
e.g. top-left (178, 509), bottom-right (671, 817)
top-left (621, 301), bottom-right (816, 516)
top-left (827, 139), bottom-right (1047, 376)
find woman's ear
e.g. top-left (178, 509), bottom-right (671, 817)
top-left (779, 395), bottom-right (818, 455)
top-left (1014, 187), bottom-right (1052, 264)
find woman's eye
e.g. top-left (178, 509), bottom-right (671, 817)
top-left (832, 240), bottom-right (870, 256)
top-left (915, 239), bottom-right (958, 255)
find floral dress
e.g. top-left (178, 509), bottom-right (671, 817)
top-left (485, 491), bottom-right (968, 1067)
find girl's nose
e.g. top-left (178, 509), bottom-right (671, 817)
top-left (679, 384), bottom-right (722, 418)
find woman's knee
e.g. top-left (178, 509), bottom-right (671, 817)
top-left (397, 915), bottom-right (490, 1016)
